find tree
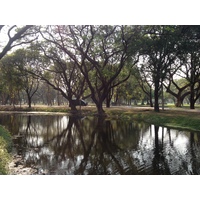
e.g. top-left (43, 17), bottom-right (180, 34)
top-left (112, 73), bottom-right (144, 106)
top-left (176, 26), bottom-right (200, 109)
top-left (139, 25), bottom-right (180, 112)
top-left (0, 25), bottom-right (36, 59)
top-left (0, 53), bottom-right (25, 106)
top-left (23, 74), bottom-right (39, 108)
top-left (42, 47), bottom-right (88, 111)
top-left (133, 64), bottom-right (154, 107)
top-left (105, 67), bottom-right (134, 107)
top-left (39, 25), bottom-right (140, 115)
top-left (1, 48), bottom-right (41, 108)
top-left (0, 25), bottom-right (39, 106)
top-left (33, 81), bottom-right (58, 105)
top-left (18, 43), bottom-right (88, 112)
top-left (164, 77), bottom-right (190, 107)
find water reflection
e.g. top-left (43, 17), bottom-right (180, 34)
top-left (0, 113), bottom-right (200, 175)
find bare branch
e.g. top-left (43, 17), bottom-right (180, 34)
top-left (0, 25), bottom-right (33, 59)
top-left (0, 25), bottom-right (4, 32)
top-left (8, 25), bottom-right (16, 39)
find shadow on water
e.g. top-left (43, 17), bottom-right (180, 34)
top-left (0, 113), bottom-right (200, 175)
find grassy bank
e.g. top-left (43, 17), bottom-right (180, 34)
top-left (105, 107), bottom-right (200, 132)
top-left (0, 125), bottom-right (12, 175)
top-left (1, 105), bottom-right (200, 132)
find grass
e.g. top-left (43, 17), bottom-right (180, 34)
top-left (1, 105), bottom-right (200, 132)
top-left (105, 107), bottom-right (200, 132)
top-left (0, 125), bottom-right (12, 175)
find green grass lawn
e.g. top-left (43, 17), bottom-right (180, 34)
top-left (104, 106), bottom-right (200, 132)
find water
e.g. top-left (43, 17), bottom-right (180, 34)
top-left (1, 113), bottom-right (200, 175)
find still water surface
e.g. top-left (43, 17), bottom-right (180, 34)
top-left (0, 113), bottom-right (200, 175)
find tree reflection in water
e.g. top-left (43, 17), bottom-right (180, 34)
top-left (1, 114), bottom-right (200, 174)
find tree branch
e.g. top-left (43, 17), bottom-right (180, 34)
top-left (0, 25), bottom-right (33, 59)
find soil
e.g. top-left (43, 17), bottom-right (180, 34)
top-left (8, 154), bottom-right (38, 175)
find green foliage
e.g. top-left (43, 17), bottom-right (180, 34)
top-left (0, 53), bottom-right (25, 105)
top-left (0, 126), bottom-right (12, 175)
top-left (2, 25), bottom-right (200, 113)
top-left (0, 125), bottom-right (12, 152)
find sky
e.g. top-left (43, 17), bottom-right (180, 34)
top-left (1, 0), bottom-right (199, 25)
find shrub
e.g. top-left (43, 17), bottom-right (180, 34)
top-left (0, 126), bottom-right (12, 175)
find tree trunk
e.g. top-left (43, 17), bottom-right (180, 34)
top-left (141, 99), bottom-right (145, 105)
top-left (175, 96), bottom-right (183, 107)
top-left (154, 81), bottom-right (160, 112)
top-left (190, 85), bottom-right (195, 109)
top-left (190, 99), bottom-right (195, 109)
top-left (106, 88), bottom-right (114, 108)
top-left (96, 101), bottom-right (106, 116)
top-left (68, 100), bottom-right (78, 113)
top-left (27, 95), bottom-right (32, 108)
top-left (106, 96), bottom-right (111, 108)
top-left (150, 98), bottom-right (154, 107)
top-left (149, 88), bottom-right (154, 107)
top-left (161, 84), bottom-right (164, 111)
top-left (57, 91), bottom-right (60, 106)
top-left (18, 91), bottom-right (22, 108)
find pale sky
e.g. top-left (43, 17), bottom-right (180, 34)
top-left (0, 0), bottom-right (198, 25)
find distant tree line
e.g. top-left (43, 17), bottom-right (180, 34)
top-left (1, 25), bottom-right (200, 114)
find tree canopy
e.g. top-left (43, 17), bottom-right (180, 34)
top-left (1, 25), bottom-right (200, 114)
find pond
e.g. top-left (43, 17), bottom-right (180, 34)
top-left (0, 113), bottom-right (200, 175)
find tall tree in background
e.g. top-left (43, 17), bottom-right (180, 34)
top-left (16, 43), bottom-right (88, 112)
top-left (139, 25), bottom-right (180, 112)
top-left (0, 25), bottom-right (38, 106)
top-left (164, 77), bottom-right (190, 107)
top-left (0, 53), bottom-right (25, 106)
top-left (133, 64), bottom-right (154, 107)
top-left (176, 26), bottom-right (200, 109)
top-left (0, 49), bottom-right (40, 108)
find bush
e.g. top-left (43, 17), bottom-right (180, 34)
top-left (0, 126), bottom-right (12, 175)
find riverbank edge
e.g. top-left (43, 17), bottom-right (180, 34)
top-left (104, 107), bottom-right (200, 132)
top-left (1, 105), bottom-right (200, 132)
top-left (1, 106), bottom-right (200, 175)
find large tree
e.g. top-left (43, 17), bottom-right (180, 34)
top-left (39, 25), bottom-right (140, 115)
top-left (139, 25), bottom-right (181, 112)
top-left (176, 26), bottom-right (200, 109)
